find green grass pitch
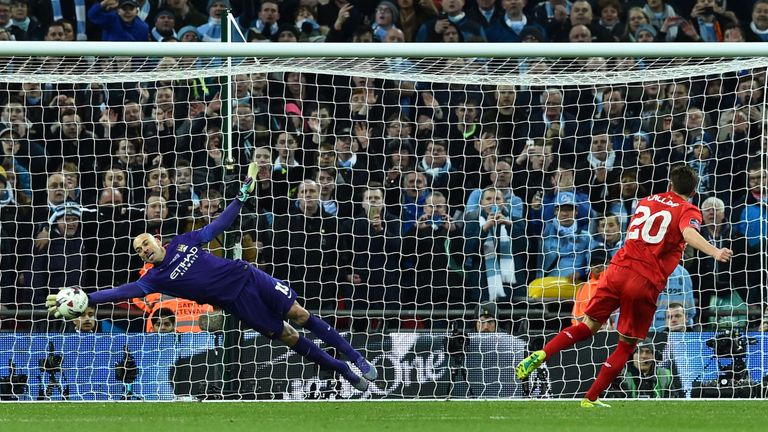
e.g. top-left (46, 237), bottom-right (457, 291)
top-left (2, 401), bottom-right (767, 432)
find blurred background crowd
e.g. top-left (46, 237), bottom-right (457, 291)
top-left (0, 0), bottom-right (767, 335)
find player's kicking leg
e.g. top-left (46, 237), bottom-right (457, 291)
top-left (287, 302), bottom-right (378, 381)
top-left (278, 323), bottom-right (370, 391)
top-left (515, 316), bottom-right (602, 381)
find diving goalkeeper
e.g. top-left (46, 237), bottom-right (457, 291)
top-left (46, 170), bottom-right (376, 391)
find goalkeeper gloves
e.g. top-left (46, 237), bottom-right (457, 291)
top-left (45, 294), bottom-right (63, 319)
top-left (236, 174), bottom-right (255, 203)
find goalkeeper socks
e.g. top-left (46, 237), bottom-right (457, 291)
top-left (304, 314), bottom-right (363, 363)
top-left (585, 339), bottom-right (636, 401)
top-left (543, 322), bottom-right (593, 359)
top-left (292, 335), bottom-right (355, 380)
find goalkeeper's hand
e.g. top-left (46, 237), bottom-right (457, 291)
top-left (236, 164), bottom-right (258, 203)
top-left (45, 294), bottom-right (63, 319)
top-left (236, 176), bottom-right (254, 203)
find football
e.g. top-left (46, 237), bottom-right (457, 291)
top-left (56, 287), bottom-right (89, 319)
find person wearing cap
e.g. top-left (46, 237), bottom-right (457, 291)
top-left (177, 24), bottom-right (200, 41)
top-left (476, 302), bottom-right (498, 333)
top-left (150, 8), bottom-right (177, 41)
top-left (30, 204), bottom-right (91, 307)
top-left (540, 190), bottom-right (592, 283)
top-left (634, 23), bottom-right (657, 42)
top-left (197, 0), bottom-right (236, 42)
top-left (612, 339), bottom-right (681, 398)
top-left (166, 0), bottom-right (207, 29)
top-left (88, 0), bottom-right (150, 42)
top-left (487, 0), bottom-right (546, 43)
top-left (532, 163), bottom-right (593, 233)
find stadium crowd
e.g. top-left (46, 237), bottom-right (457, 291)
top-left (0, 0), bottom-right (767, 335)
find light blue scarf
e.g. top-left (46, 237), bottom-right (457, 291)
top-left (479, 212), bottom-right (515, 301)
top-left (52, 0), bottom-right (87, 40)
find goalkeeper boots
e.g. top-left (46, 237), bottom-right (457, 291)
top-left (342, 367), bottom-right (369, 392)
top-left (580, 398), bottom-right (612, 408)
top-left (515, 350), bottom-right (547, 380)
top-left (355, 357), bottom-right (378, 381)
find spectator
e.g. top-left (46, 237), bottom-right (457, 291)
top-left (620, 7), bottom-right (651, 42)
top-left (463, 186), bottom-right (526, 301)
top-left (684, 196), bottom-right (740, 313)
top-left (88, 0), bottom-right (150, 42)
top-left (532, 0), bottom-right (572, 30)
top-left (539, 191), bottom-right (592, 283)
top-left (747, 0), bottom-right (768, 42)
top-left (512, 138), bottom-right (555, 205)
top-left (166, 0), bottom-right (207, 29)
top-left (197, 0), bottom-right (231, 42)
top-left (248, 145), bottom-right (289, 216)
top-left (596, 0), bottom-right (621, 39)
top-left (151, 307), bottom-right (176, 333)
top-left (250, 0), bottom-right (280, 41)
top-left (409, 190), bottom-right (459, 305)
top-left (398, 170), bottom-right (430, 235)
top-left (272, 180), bottom-right (344, 310)
top-left (30, 204), bottom-right (92, 307)
top-left (396, 0), bottom-right (438, 42)
top-left (593, 213), bottom-right (623, 258)
top-left (548, 0), bottom-right (613, 42)
top-left (8, 0), bottom-right (41, 40)
top-left (611, 339), bottom-right (682, 398)
top-left (66, 306), bottom-right (121, 333)
top-left (465, 158), bottom-right (524, 219)
top-left (132, 193), bottom-right (180, 241)
top-left (415, 0), bottom-right (487, 42)
top-left (475, 302), bottom-right (498, 333)
top-left (687, 0), bottom-right (738, 43)
top-left (177, 24), bottom-right (200, 41)
top-left (150, 9), bottom-right (177, 41)
top-left (643, 0), bottom-right (676, 32)
top-left (316, 167), bottom-right (352, 219)
top-left (344, 185), bottom-right (401, 322)
top-left (663, 302), bottom-right (689, 332)
top-left (487, 0), bottom-right (543, 43)
top-left (373, 1), bottom-right (399, 42)
top-left (467, 0), bottom-right (504, 28)
top-left (184, 187), bottom-right (257, 263)
top-left (634, 23), bottom-right (656, 42)
top-left (532, 164), bottom-right (593, 233)
top-left (652, 266), bottom-right (695, 331)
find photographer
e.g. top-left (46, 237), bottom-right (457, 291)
top-left (610, 338), bottom-right (682, 399)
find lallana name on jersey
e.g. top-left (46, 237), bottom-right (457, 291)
top-left (647, 194), bottom-right (680, 207)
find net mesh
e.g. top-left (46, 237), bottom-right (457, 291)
top-left (0, 54), bottom-right (766, 400)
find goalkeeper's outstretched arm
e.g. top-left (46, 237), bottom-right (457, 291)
top-left (87, 282), bottom-right (147, 305)
top-left (45, 281), bottom-right (148, 318)
top-left (196, 175), bottom-right (254, 244)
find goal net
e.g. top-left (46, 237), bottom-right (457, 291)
top-left (0, 44), bottom-right (766, 401)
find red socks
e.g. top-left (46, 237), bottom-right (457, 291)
top-left (543, 322), bottom-right (593, 358)
top-left (585, 339), bottom-right (636, 401)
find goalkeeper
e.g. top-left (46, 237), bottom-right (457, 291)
top-left (46, 168), bottom-right (376, 391)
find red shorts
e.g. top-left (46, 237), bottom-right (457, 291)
top-left (583, 264), bottom-right (661, 340)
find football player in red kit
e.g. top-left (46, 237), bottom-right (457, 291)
top-left (516, 165), bottom-right (733, 407)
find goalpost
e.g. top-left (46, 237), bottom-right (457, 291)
top-left (0, 42), bottom-right (766, 401)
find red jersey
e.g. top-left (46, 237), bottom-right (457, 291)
top-left (611, 191), bottom-right (702, 288)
